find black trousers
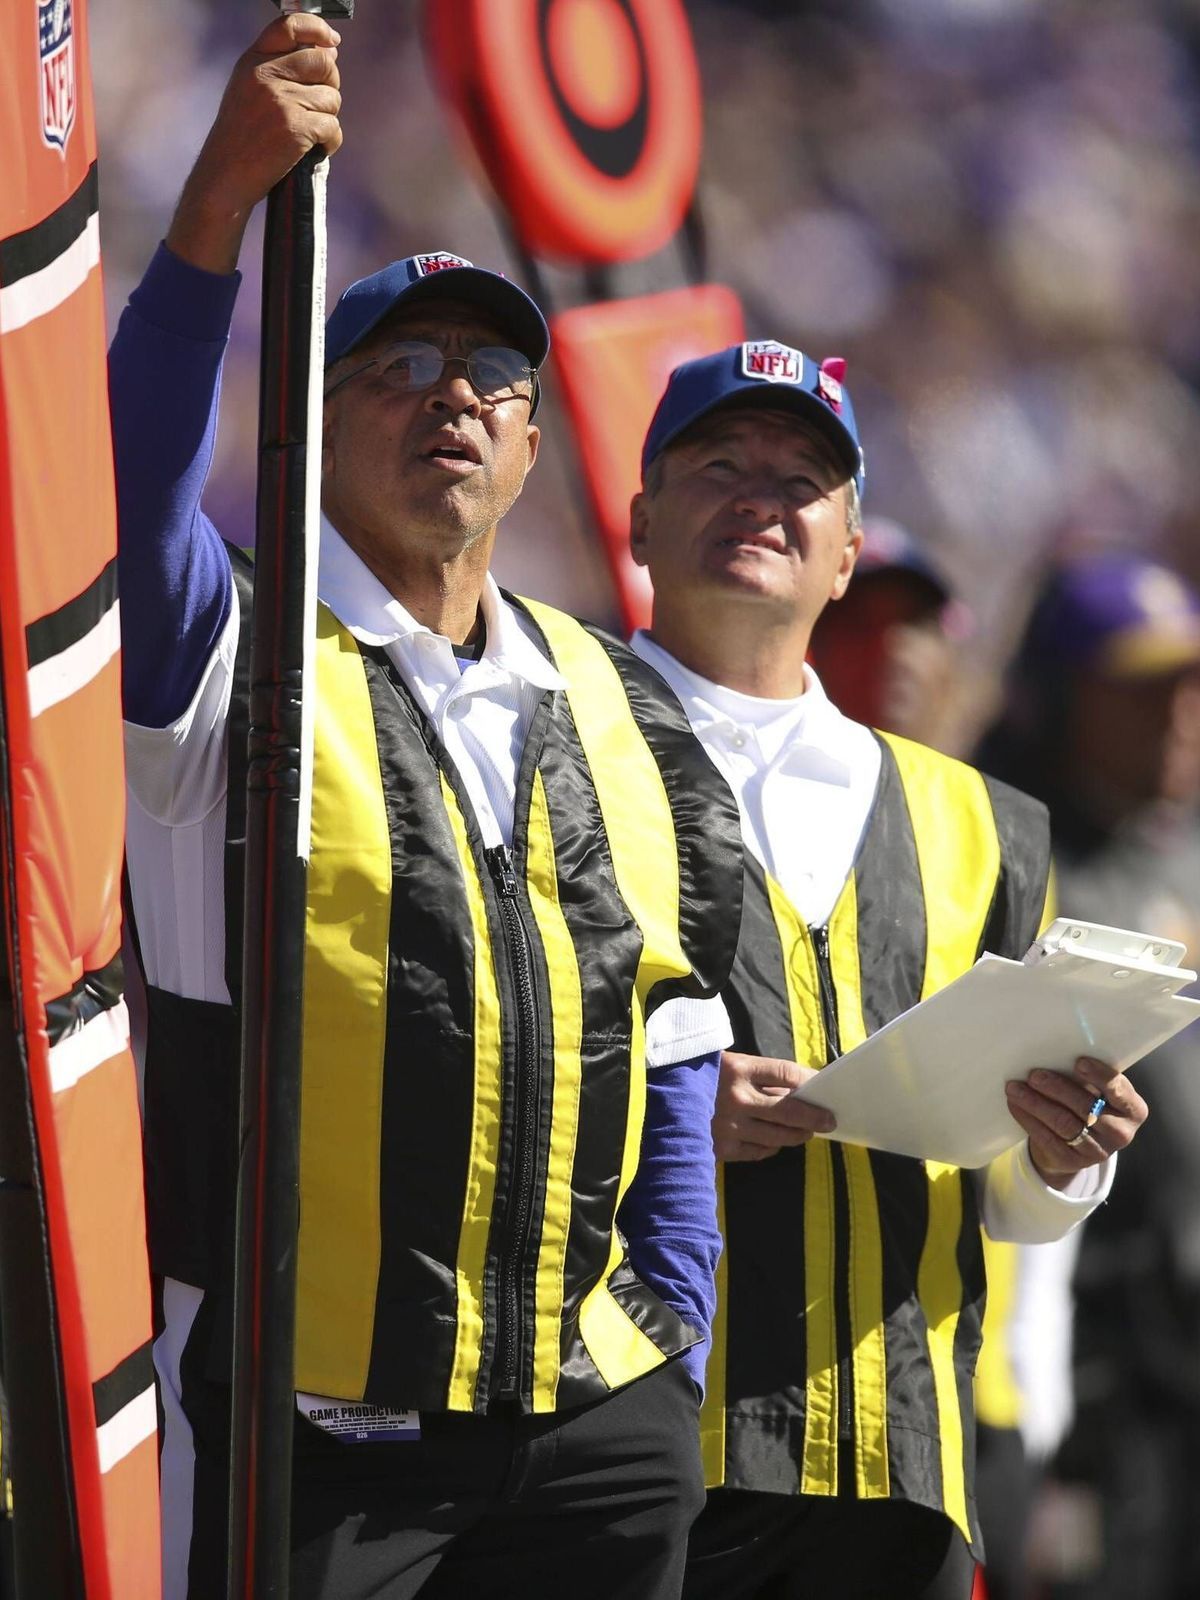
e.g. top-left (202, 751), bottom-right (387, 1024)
top-left (683, 1487), bottom-right (977, 1600)
top-left (182, 1346), bottom-right (703, 1600)
top-left (974, 1423), bottom-right (1039, 1600)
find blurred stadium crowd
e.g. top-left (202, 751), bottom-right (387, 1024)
top-left (94, 0), bottom-right (1200, 686)
top-left (91, 1), bottom-right (1200, 1596)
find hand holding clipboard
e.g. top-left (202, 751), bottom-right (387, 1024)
top-left (788, 920), bottom-right (1193, 1168)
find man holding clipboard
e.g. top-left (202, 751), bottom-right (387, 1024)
top-left (627, 343), bottom-right (1149, 1599)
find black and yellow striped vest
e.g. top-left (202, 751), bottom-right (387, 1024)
top-left (700, 732), bottom-right (1050, 1553)
top-left (140, 558), bottom-right (742, 1416)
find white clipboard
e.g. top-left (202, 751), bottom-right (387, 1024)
top-left (790, 919), bottom-right (1200, 1168)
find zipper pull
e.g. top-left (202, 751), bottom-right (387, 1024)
top-left (485, 845), bottom-right (518, 898)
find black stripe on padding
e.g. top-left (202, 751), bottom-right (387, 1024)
top-left (25, 556), bottom-right (116, 670)
top-left (44, 951), bottom-right (124, 1048)
top-left (0, 163), bottom-right (99, 287)
top-left (92, 1339), bottom-right (154, 1429)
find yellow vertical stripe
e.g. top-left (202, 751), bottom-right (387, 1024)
top-left (764, 876), bottom-right (826, 1068)
top-left (441, 776), bottom-right (504, 1411)
top-left (881, 733), bottom-right (1000, 1000)
top-left (1040, 866), bottom-right (1058, 935)
top-left (576, 1272), bottom-right (667, 1388)
top-left (295, 610), bottom-right (391, 1397)
top-left (524, 772), bottom-right (584, 1412)
top-left (827, 881), bottom-right (868, 1053)
top-left (975, 1236), bottom-right (1022, 1429)
top-left (919, 1163), bottom-right (972, 1543)
top-left (829, 883), bottom-right (890, 1500)
top-left (801, 1139), bottom-right (838, 1494)
top-left (699, 1173), bottom-right (729, 1487)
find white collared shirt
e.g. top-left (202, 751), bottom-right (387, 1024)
top-left (628, 629), bottom-right (1112, 1237)
top-left (124, 526), bottom-right (730, 1065)
top-left (317, 520), bottom-right (565, 850)
top-left (631, 632), bottom-right (880, 926)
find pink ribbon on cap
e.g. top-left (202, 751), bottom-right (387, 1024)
top-left (818, 356), bottom-right (846, 412)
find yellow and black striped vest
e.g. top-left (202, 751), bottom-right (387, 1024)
top-left (700, 732), bottom-right (1050, 1554)
top-left (140, 557), bottom-right (742, 1415)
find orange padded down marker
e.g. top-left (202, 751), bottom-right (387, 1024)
top-left (426, 0), bottom-right (703, 266)
top-left (0, 2), bottom-right (161, 1595)
top-left (551, 285), bottom-right (745, 630)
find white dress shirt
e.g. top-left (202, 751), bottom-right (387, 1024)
top-left (629, 629), bottom-right (1112, 1241)
top-left (123, 524), bottom-right (730, 1065)
top-left (632, 633), bottom-right (879, 926)
top-left (316, 518), bottom-right (566, 850)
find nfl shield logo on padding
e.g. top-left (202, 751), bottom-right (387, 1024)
top-left (741, 341), bottom-right (803, 385)
top-left (38, 0), bottom-right (77, 154)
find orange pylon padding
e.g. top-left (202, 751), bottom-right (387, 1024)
top-left (0, 3), bottom-right (160, 1594)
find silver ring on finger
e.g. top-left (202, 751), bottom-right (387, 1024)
top-left (1065, 1123), bottom-right (1091, 1149)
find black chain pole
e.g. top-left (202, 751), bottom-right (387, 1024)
top-left (228, 4), bottom-right (352, 1595)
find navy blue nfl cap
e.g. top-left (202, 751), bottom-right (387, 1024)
top-left (325, 250), bottom-right (551, 373)
top-left (641, 341), bottom-right (865, 495)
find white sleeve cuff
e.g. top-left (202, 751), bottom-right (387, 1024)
top-left (123, 602), bottom-right (238, 826)
top-left (977, 1140), bottom-right (1115, 1244)
top-left (645, 995), bottom-right (734, 1069)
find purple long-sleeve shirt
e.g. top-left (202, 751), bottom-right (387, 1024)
top-left (109, 245), bottom-right (236, 728)
top-left (109, 243), bottom-right (720, 1392)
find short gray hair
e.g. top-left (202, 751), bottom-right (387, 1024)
top-left (846, 478), bottom-right (862, 540)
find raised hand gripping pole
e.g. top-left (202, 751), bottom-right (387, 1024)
top-left (228, 4), bottom-right (352, 1595)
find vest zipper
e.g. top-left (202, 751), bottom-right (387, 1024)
top-left (811, 925), bottom-right (856, 1479)
top-left (485, 844), bottom-right (542, 1401)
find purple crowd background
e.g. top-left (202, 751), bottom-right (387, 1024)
top-left (93, 0), bottom-right (1200, 716)
top-left (90, 5), bottom-right (1200, 1595)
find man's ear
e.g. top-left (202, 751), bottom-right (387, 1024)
top-left (525, 424), bottom-right (541, 474)
top-left (830, 505), bottom-right (863, 602)
top-left (630, 490), bottom-right (650, 568)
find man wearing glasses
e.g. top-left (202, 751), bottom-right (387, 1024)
top-left (111, 16), bottom-right (742, 1599)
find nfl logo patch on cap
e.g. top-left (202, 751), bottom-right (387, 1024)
top-left (740, 340), bottom-right (804, 384)
top-left (413, 252), bottom-right (474, 276)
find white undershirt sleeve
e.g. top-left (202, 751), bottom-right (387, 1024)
top-left (122, 605), bottom-right (239, 1002)
top-left (975, 1139), bottom-right (1115, 1243)
top-left (645, 994), bottom-right (735, 1068)
top-left (123, 601), bottom-right (238, 827)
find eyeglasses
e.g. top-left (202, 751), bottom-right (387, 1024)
top-left (324, 340), bottom-right (538, 403)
